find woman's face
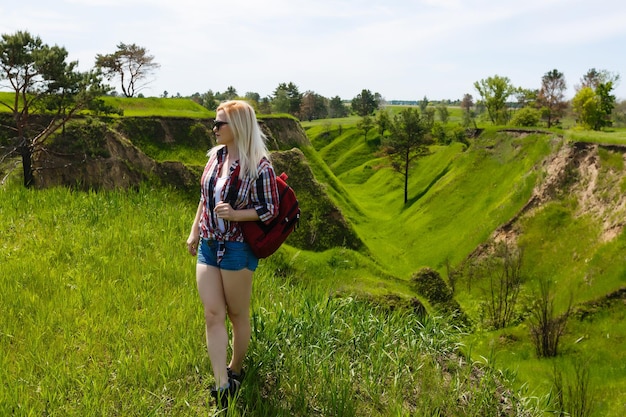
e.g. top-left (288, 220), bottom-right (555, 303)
top-left (214, 109), bottom-right (234, 147)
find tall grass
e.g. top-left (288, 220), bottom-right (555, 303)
top-left (0, 185), bottom-right (540, 416)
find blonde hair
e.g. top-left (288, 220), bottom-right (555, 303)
top-left (211, 100), bottom-right (270, 180)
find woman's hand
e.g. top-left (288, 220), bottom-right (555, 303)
top-left (214, 201), bottom-right (236, 221)
top-left (186, 230), bottom-right (200, 256)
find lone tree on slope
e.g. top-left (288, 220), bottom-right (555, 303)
top-left (383, 107), bottom-right (433, 204)
top-left (95, 43), bottom-right (160, 98)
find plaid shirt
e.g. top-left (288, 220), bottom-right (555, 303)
top-left (199, 147), bottom-right (279, 245)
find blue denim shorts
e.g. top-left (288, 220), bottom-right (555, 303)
top-left (197, 239), bottom-right (259, 271)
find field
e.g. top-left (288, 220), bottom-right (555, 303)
top-left (0, 185), bottom-right (541, 416)
top-left (2, 97), bottom-right (626, 416)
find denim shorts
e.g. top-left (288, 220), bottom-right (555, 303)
top-left (197, 239), bottom-right (259, 271)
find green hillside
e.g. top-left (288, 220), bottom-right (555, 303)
top-left (303, 126), bottom-right (548, 279)
top-left (302, 120), bottom-right (626, 417)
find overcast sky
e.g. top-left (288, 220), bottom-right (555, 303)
top-left (3, 0), bottom-right (626, 102)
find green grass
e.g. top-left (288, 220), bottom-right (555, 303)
top-left (0, 92), bottom-right (214, 118)
top-left (0, 185), bottom-right (542, 416)
top-left (308, 129), bottom-right (550, 280)
top-left (103, 96), bottom-right (213, 118)
top-left (564, 127), bottom-right (626, 145)
top-left (464, 304), bottom-right (626, 417)
top-left (302, 120), bottom-right (626, 417)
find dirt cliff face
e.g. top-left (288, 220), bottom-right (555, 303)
top-left (34, 116), bottom-right (310, 191)
top-left (260, 118), bottom-right (310, 150)
top-left (489, 139), bottom-right (626, 252)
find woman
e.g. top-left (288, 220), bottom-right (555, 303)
top-left (186, 100), bottom-right (279, 409)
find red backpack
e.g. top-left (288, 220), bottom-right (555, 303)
top-left (229, 169), bottom-right (300, 258)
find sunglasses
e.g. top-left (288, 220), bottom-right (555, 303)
top-left (213, 120), bottom-right (229, 130)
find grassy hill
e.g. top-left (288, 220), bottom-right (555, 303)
top-left (2, 96), bottom-right (626, 415)
top-left (301, 119), bottom-right (626, 417)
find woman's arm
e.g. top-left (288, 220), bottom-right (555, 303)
top-left (215, 202), bottom-right (260, 222)
top-left (249, 163), bottom-right (280, 224)
top-left (186, 199), bottom-right (203, 256)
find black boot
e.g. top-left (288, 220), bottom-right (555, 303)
top-left (227, 367), bottom-right (246, 384)
top-left (211, 378), bottom-right (241, 410)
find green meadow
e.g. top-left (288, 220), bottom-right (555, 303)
top-left (0, 185), bottom-right (540, 416)
top-left (2, 97), bottom-right (626, 416)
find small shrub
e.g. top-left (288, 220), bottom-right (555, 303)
top-left (469, 242), bottom-right (525, 329)
top-left (528, 277), bottom-right (572, 358)
top-left (49, 119), bottom-right (109, 158)
top-left (411, 267), bottom-right (466, 323)
top-left (551, 359), bottom-right (596, 417)
top-left (511, 107), bottom-right (541, 127)
top-left (411, 267), bottom-right (454, 304)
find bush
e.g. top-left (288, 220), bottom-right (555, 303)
top-left (467, 242), bottom-right (525, 330)
top-left (411, 267), bottom-right (467, 324)
top-left (511, 107), bottom-right (541, 127)
top-left (411, 267), bottom-right (454, 304)
top-left (528, 277), bottom-right (572, 358)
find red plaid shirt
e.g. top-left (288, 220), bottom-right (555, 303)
top-left (199, 147), bottom-right (279, 243)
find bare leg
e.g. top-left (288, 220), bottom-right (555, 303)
top-left (196, 263), bottom-right (229, 388)
top-left (222, 268), bottom-right (254, 374)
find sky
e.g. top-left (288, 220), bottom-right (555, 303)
top-left (3, 0), bottom-right (626, 102)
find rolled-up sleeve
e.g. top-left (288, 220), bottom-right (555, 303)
top-left (251, 162), bottom-right (279, 224)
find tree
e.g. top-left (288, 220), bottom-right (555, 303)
top-left (474, 75), bottom-right (517, 124)
top-left (202, 90), bottom-right (219, 110)
top-left (436, 104), bottom-right (449, 124)
top-left (572, 83), bottom-right (616, 130)
top-left (572, 87), bottom-right (599, 129)
top-left (596, 82), bottom-right (617, 129)
top-left (300, 91), bottom-right (328, 121)
top-left (579, 67), bottom-right (620, 90)
top-left (272, 87), bottom-right (290, 114)
top-left (515, 88), bottom-right (537, 108)
top-left (460, 94), bottom-right (474, 112)
top-left (419, 96), bottom-right (429, 112)
top-left (421, 107), bottom-right (436, 130)
top-left (272, 82), bottom-right (301, 117)
top-left (244, 91), bottom-right (261, 108)
top-left (95, 43), bottom-right (159, 98)
top-left (376, 109), bottom-right (392, 136)
top-left (351, 89), bottom-right (379, 116)
top-left (536, 69), bottom-right (567, 128)
top-left (356, 115), bottom-right (375, 141)
top-left (329, 96), bottom-right (349, 118)
top-left (383, 107), bottom-right (432, 204)
top-left (222, 86), bottom-right (238, 101)
top-left (460, 93), bottom-right (476, 128)
top-left (258, 97), bottom-right (272, 114)
top-left (0, 30), bottom-right (112, 187)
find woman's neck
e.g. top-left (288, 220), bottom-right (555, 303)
top-left (224, 146), bottom-right (239, 162)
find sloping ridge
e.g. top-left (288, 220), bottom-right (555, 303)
top-left (489, 140), bottom-right (626, 249)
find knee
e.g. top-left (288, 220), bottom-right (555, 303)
top-left (227, 309), bottom-right (250, 326)
top-left (204, 308), bottom-right (226, 328)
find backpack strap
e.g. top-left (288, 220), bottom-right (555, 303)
top-left (226, 164), bottom-right (241, 207)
